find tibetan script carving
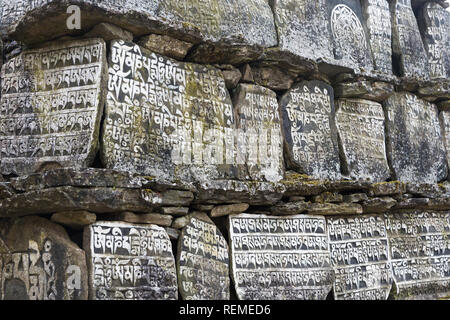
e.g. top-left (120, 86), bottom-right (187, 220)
top-left (385, 211), bottom-right (450, 299)
top-left (0, 38), bottom-right (106, 176)
top-left (83, 221), bottom-right (178, 300)
top-left (177, 217), bottom-right (230, 300)
top-left (328, 215), bottom-right (392, 300)
top-left (228, 214), bottom-right (334, 300)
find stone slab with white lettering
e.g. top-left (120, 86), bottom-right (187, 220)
top-left (327, 0), bottom-right (374, 73)
top-left (0, 38), bottom-right (106, 176)
top-left (385, 211), bottom-right (450, 300)
top-left (83, 221), bottom-right (178, 300)
top-left (361, 0), bottom-right (393, 75)
top-left (228, 214), bottom-right (334, 300)
top-left (232, 84), bottom-right (284, 183)
top-left (177, 216), bottom-right (230, 300)
top-left (328, 215), bottom-right (392, 300)
top-left (419, 2), bottom-right (450, 79)
top-left (384, 93), bottom-right (447, 183)
top-left (280, 81), bottom-right (341, 180)
top-left (390, 0), bottom-right (430, 80)
top-left (102, 40), bottom-right (236, 184)
top-left (335, 98), bottom-right (390, 182)
top-left (0, 216), bottom-right (88, 300)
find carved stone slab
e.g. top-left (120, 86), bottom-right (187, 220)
top-left (0, 38), bottom-right (106, 176)
top-left (327, 0), bottom-right (374, 73)
top-left (228, 214), bottom-right (334, 300)
top-left (232, 84), bottom-right (284, 183)
top-left (280, 81), bottom-right (341, 180)
top-left (385, 211), bottom-right (450, 300)
top-left (102, 40), bottom-right (236, 184)
top-left (83, 221), bottom-right (178, 300)
top-left (177, 216), bottom-right (230, 300)
top-left (327, 215), bottom-right (392, 300)
top-left (390, 0), bottom-right (430, 80)
top-left (335, 98), bottom-right (390, 182)
top-left (384, 93), bottom-right (447, 183)
top-left (439, 111), bottom-right (450, 178)
top-left (361, 0), bottom-right (393, 75)
top-left (0, 216), bottom-right (88, 300)
top-left (419, 2), bottom-right (450, 79)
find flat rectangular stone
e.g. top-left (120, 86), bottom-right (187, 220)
top-left (439, 111), bottom-right (450, 179)
top-left (0, 38), bottom-right (107, 176)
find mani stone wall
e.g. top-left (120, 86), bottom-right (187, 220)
top-left (0, 0), bottom-right (449, 300)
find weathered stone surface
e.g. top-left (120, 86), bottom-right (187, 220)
top-left (440, 111), bottom-right (450, 177)
top-left (83, 23), bottom-right (133, 42)
top-left (83, 221), bottom-right (177, 300)
top-left (384, 93), bottom-right (447, 183)
top-left (102, 40), bottom-right (236, 184)
top-left (362, 197), bottom-right (397, 213)
top-left (105, 212), bottom-right (173, 227)
top-left (385, 211), bottom-right (450, 300)
top-left (191, 204), bottom-right (215, 212)
top-left (2, 0), bottom-right (277, 49)
top-left (50, 210), bottom-right (97, 230)
top-left (0, 186), bottom-right (194, 217)
top-left (419, 2), bottom-right (450, 79)
top-left (187, 43), bottom-right (262, 65)
top-left (313, 192), bottom-right (344, 204)
top-left (270, 200), bottom-right (309, 216)
top-left (172, 211), bottom-right (212, 230)
top-left (437, 99), bottom-right (450, 111)
top-left (177, 216), bottom-right (230, 300)
top-left (417, 81), bottom-right (450, 102)
top-left (327, 215), bottom-right (392, 300)
top-left (239, 64), bottom-right (254, 83)
top-left (232, 84), bottom-right (284, 182)
top-left (280, 81), bottom-right (341, 180)
top-left (210, 203), bottom-right (249, 218)
top-left (335, 99), bottom-right (390, 182)
top-left (228, 214), bottom-right (334, 300)
top-left (343, 193), bottom-right (369, 203)
top-left (369, 181), bottom-right (406, 196)
top-left (137, 34), bottom-right (194, 61)
top-left (361, 0), bottom-right (393, 75)
top-left (306, 203), bottom-right (363, 216)
top-left (334, 80), bottom-right (394, 102)
top-left (0, 38), bottom-right (107, 176)
top-left (160, 207), bottom-right (189, 216)
top-left (216, 65), bottom-right (241, 89)
top-left (390, 0), bottom-right (430, 80)
top-left (393, 197), bottom-right (431, 210)
top-left (0, 216), bottom-right (88, 300)
top-left (406, 182), bottom-right (450, 199)
top-left (251, 65), bottom-right (296, 91)
top-left (164, 226), bottom-right (180, 240)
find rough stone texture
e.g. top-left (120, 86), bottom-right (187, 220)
top-left (280, 81), bottom-right (341, 180)
top-left (83, 221), bottom-right (178, 300)
top-left (102, 40), bottom-right (236, 184)
top-left (0, 216), bottom-right (88, 300)
top-left (417, 81), bottom-right (450, 102)
top-left (104, 212), bottom-right (173, 227)
top-left (369, 181), bottom-right (406, 196)
top-left (232, 84), bottom-right (284, 183)
top-left (390, 0), bottom-right (430, 80)
top-left (83, 23), bottom-right (133, 42)
top-left (419, 2), bottom-right (450, 80)
top-left (362, 197), bottom-right (397, 213)
top-left (137, 34), bottom-right (194, 61)
top-left (334, 80), bottom-right (395, 102)
top-left (216, 65), bottom-right (241, 89)
top-left (335, 99), bottom-right (390, 182)
top-left (313, 192), bottom-right (344, 204)
top-left (210, 203), bottom-right (249, 218)
top-left (251, 65), bottom-right (296, 91)
top-left (50, 210), bottom-right (97, 230)
top-left (327, 215), bottom-right (392, 300)
top-left (361, 0), bottom-right (393, 75)
top-left (0, 38), bottom-right (107, 176)
top-left (385, 211), bottom-right (450, 300)
top-left (343, 193), bottom-right (369, 203)
top-left (177, 216), bottom-right (230, 300)
top-left (172, 211), bottom-right (213, 230)
top-left (306, 203), bottom-right (363, 216)
top-left (439, 111), bottom-right (450, 177)
top-left (384, 93), bottom-right (447, 183)
top-left (160, 207), bottom-right (189, 216)
top-left (228, 214), bottom-right (334, 300)
top-left (270, 200), bottom-right (309, 216)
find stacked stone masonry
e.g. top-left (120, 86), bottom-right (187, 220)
top-left (0, 0), bottom-right (449, 300)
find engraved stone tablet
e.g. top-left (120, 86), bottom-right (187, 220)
top-left (177, 217), bottom-right (230, 300)
top-left (335, 98), bottom-right (390, 182)
top-left (233, 84), bottom-right (284, 183)
top-left (328, 215), bottom-right (392, 300)
top-left (83, 221), bottom-right (177, 300)
top-left (0, 216), bottom-right (88, 300)
top-left (102, 40), bottom-right (236, 184)
top-left (0, 38), bottom-right (106, 176)
top-left (390, 0), bottom-right (430, 79)
top-left (384, 93), bottom-right (447, 183)
top-left (361, 0), bottom-right (393, 75)
top-left (419, 2), bottom-right (450, 79)
top-left (385, 211), bottom-right (450, 300)
top-left (328, 0), bottom-right (374, 72)
top-left (280, 81), bottom-right (341, 180)
top-left (228, 214), bottom-right (334, 300)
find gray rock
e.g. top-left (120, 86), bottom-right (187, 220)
top-left (0, 216), bottom-right (88, 300)
top-left (239, 64), bottom-right (254, 83)
top-left (417, 81), bottom-right (450, 102)
top-left (334, 80), bottom-right (394, 102)
top-left (171, 211), bottom-right (212, 229)
top-left (50, 210), bottom-right (97, 230)
top-left (251, 64), bottom-right (296, 91)
top-left (216, 65), bottom-right (241, 89)
top-left (306, 202), bottom-right (363, 216)
top-left (270, 201), bottom-right (309, 216)
top-left (280, 81), bottom-right (341, 180)
top-left (83, 221), bottom-right (178, 300)
top-left (437, 100), bottom-right (450, 111)
top-left (384, 93), bottom-right (447, 183)
top-left (406, 182), bottom-right (449, 198)
top-left (343, 193), bottom-right (369, 203)
top-left (313, 192), bottom-right (344, 203)
top-left (440, 111), bottom-right (450, 178)
top-left (369, 181), bottom-right (406, 196)
top-left (164, 226), bottom-right (180, 240)
top-left (83, 22), bottom-right (133, 42)
top-left (104, 211), bottom-right (173, 227)
top-left (160, 207), bottom-right (189, 216)
top-left (137, 34), bottom-right (194, 61)
top-left (0, 38), bottom-right (107, 176)
top-left (393, 197), bottom-right (430, 210)
top-left (210, 203), bottom-right (249, 218)
top-left (335, 99), bottom-right (390, 182)
top-left (362, 197), bottom-right (397, 213)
